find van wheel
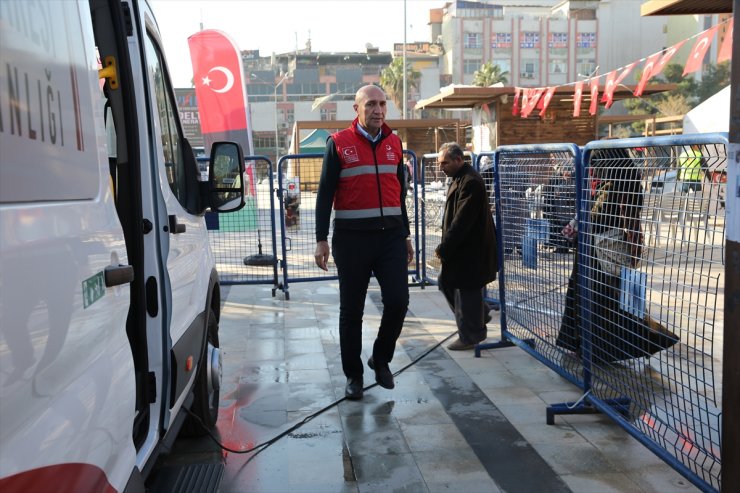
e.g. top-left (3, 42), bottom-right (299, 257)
top-left (182, 309), bottom-right (221, 436)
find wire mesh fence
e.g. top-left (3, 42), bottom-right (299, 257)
top-left (578, 137), bottom-right (725, 491)
top-left (494, 135), bottom-right (726, 492)
top-left (276, 152), bottom-right (421, 299)
top-left (201, 156), bottom-right (279, 292)
top-left (494, 145), bottom-right (582, 383)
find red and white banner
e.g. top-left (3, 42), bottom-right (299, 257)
top-left (512, 87), bottom-right (521, 116)
top-left (538, 86), bottom-right (557, 117)
top-left (601, 62), bottom-right (636, 109)
top-left (634, 52), bottom-right (662, 97)
top-left (683, 25), bottom-right (719, 75)
top-left (189, 29), bottom-right (255, 195)
top-left (718, 19), bottom-right (733, 63)
top-left (589, 77), bottom-right (599, 116)
top-left (653, 40), bottom-right (687, 78)
top-left (573, 80), bottom-right (584, 117)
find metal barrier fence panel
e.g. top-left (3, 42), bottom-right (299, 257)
top-left (492, 144), bottom-right (583, 385)
top-left (419, 151), bottom-right (476, 286)
top-left (277, 152), bottom-right (421, 299)
top-left (576, 135), bottom-right (725, 492)
top-left (202, 156), bottom-right (279, 293)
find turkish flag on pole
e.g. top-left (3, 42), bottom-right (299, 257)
top-left (634, 52), bottom-right (662, 97)
top-left (652, 40), bottom-right (687, 78)
top-left (188, 29), bottom-right (254, 155)
top-left (539, 86), bottom-right (557, 117)
top-left (573, 81), bottom-right (584, 117)
top-left (683, 25), bottom-right (719, 75)
top-left (512, 87), bottom-right (522, 116)
top-left (589, 77), bottom-right (599, 116)
top-left (718, 19), bottom-right (733, 63)
top-left (601, 63), bottom-right (636, 109)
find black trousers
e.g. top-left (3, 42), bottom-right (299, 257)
top-left (438, 280), bottom-right (489, 345)
top-left (332, 228), bottom-right (409, 378)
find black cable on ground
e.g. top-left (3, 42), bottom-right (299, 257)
top-left (184, 330), bottom-right (458, 457)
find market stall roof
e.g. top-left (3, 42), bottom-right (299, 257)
top-left (641, 0), bottom-right (731, 16)
top-left (415, 84), bottom-right (676, 110)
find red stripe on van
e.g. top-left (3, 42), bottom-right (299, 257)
top-left (0, 463), bottom-right (116, 493)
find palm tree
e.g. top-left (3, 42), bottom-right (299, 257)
top-left (472, 62), bottom-right (509, 87)
top-left (380, 58), bottom-right (421, 116)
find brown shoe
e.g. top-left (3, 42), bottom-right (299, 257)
top-left (447, 339), bottom-right (476, 351)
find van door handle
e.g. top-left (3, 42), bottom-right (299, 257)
top-left (105, 264), bottom-right (134, 287)
top-left (168, 215), bottom-right (186, 234)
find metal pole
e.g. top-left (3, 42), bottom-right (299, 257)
top-left (274, 83), bottom-right (280, 164)
top-left (403, 0), bottom-right (407, 120)
top-left (723, 3), bottom-right (740, 492)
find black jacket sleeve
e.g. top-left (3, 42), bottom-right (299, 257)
top-left (315, 138), bottom-right (341, 242)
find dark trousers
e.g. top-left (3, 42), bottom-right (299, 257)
top-left (332, 228), bottom-right (409, 378)
top-left (438, 280), bottom-right (489, 345)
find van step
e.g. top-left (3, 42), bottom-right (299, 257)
top-left (147, 463), bottom-right (224, 493)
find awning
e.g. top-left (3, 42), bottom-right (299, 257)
top-left (415, 84), bottom-right (676, 110)
top-left (641, 0), bottom-right (731, 16)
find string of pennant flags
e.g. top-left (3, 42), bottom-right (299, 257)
top-left (511, 18), bottom-right (734, 119)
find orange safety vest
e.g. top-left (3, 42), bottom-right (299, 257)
top-left (331, 120), bottom-right (403, 222)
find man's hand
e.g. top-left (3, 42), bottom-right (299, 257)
top-left (314, 240), bottom-right (330, 271)
top-left (406, 238), bottom-right (414, 265)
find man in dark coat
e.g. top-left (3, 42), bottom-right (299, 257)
top-left (435, 142), bottom-right (498, 350)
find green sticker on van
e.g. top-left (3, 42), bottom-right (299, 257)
top-left (82, 271), bottom-right (106, 308)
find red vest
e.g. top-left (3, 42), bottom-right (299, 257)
top-left (331, 120), bottom-right (403, 221)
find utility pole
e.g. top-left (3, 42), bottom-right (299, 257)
top-left (723, 3), bottom-right (740, 492)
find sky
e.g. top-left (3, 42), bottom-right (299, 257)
top-left (151, 0), bottom-right (443, 87)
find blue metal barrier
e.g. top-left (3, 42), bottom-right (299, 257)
top-left (492, 135), bottom-right (726, 492)
top-left (202, 155), bottom-right (280, 294)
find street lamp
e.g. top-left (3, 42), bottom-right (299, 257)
top-left (273, 73), bottom-right (291, 163)
top-left (249, 72), bottom-right (292, 163)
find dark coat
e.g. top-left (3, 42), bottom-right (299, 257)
top-left (436, 163), bottom-right (498, 289)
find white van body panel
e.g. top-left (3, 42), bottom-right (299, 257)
top-left (0, 1), bottom-right (136, 490)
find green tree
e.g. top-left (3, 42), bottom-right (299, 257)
top-left (472, 62), bottom-right (509, 87)
top-left (696, 61), bottom-right (730, 103)
top-left (380, 58), bottom-right (421, 116)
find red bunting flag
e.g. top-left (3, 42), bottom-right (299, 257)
top-left (539, 86), bottom-right (557, 117)
top-left (573, 80), bottom-right (584, 117)
top-left (589, 77), bottom-right (599, 116)
top-left (652, 40), bottom-right (687, 78)
top-left (521, 88), bottom-right (544, 118)
top-left (683, 25), bottom-right (719, 75)
top-left (634, 52), bottom-right (662, 97)
top-left (512, 87), bottom-right (522, 116)
top-left (601, 62), bottom-right (636, 109)
top-left (718, 19), bottom-right (733, 63)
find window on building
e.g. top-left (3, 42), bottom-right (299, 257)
top-left (492, 59), bottom-right (511, 75)
top-left (286, 109), bottom-right (294, 124)
top-left (577, 59), bottom-right (597, 77)
top-left (320, 108), bottom-right (337, 121)
top-left (521, 59), bottom-right (539, 79)
top-left (549, 60), bottom-right (566, 74)
top-left (464, 32), bottom-right (482, 49)
top-left (464, 58), bottom-right (481, 75)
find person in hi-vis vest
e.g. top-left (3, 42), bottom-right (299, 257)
top-left (314, 85), bottom-right (414, 401)
top-left (678, 144), bottom-right (704, 193)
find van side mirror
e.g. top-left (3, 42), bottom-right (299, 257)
top-left (209, 142), bottom-right (245, 212)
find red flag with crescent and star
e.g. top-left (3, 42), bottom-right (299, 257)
top-left (188, 29), bottom-right (255, 194)
top-left (573, 80), bottom-right (584, 117)
top-left (683, 25), bottom-right (719, 75)
top-left (538, 86), bottom-right (557, 117)
top-left (634, 52), bottom-right (662, 97)
top-left (652, 40), bottom-right (687, 78)
top-left (589, 76), bottom-right (599, 116)
top-left (601, 62), bottom-right (635, 109)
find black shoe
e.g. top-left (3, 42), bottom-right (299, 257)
top-left (345, 377), bottom-right (364, 400)
top-left (367, 357), bottom-right (394, 389)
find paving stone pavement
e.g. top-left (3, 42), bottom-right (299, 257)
top-left (157, 280), bottom-right (701, 493)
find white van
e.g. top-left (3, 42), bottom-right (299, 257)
top-left (0, 1), bottom-right (244, 491)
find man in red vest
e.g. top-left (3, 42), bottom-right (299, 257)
top-left (314, 85), bottom-right (414, 400)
